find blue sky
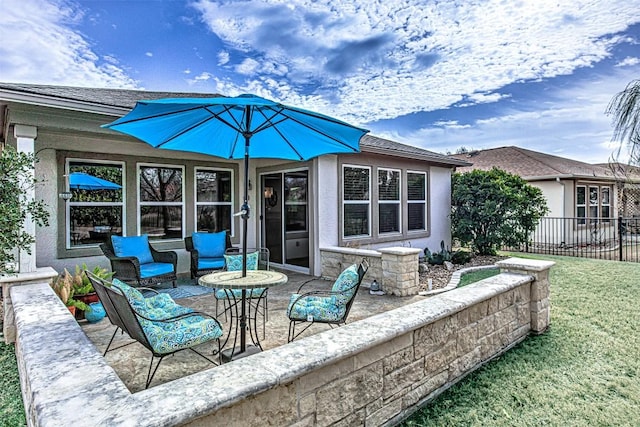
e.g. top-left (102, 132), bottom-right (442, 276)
top-left (2, 0), bottom-right (639, 164)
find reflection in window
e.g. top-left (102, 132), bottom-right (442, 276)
top-left (378, 168), bottom-right (400, 234)
top-left (285, 172), bottom-right (308, 232)
top-left (139, 165), bottom-right (183, 240)
top-left (67, 161), bottom-right (124, 248)
top-left (343, 166), bottom-right (370, 238)
top-left (408, 172), bottom-right (427, 231)
top-left (195, 168), bottom-right (233, 234)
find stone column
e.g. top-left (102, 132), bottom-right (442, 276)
top-left (495, 257), bottom-right (554, 334)
top-left (378, 247), bottom-right (422, 296)
top-left (14, 124), bottom-right (38, 273)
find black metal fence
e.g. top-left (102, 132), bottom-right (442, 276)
top-left (504, 216), bottom-right (640, 262)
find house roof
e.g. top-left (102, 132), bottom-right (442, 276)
top-left (451, 146), bottom-right (617, 180)
top-left (0, 82), bottom-right (467, 167)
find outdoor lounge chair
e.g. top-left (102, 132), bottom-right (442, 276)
top-left (287, 259), bottom-right (368, 342)
top-left (99, 234), bottom-right (177, 288)
top-left (184, 231), bottom-right (233, 279)
top-left (85, 271), bottom-right (223, 389)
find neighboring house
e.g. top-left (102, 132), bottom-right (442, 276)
top-left (0, 83), bottom-right (468, 277)
top-left (451, 146), bottom-right (640, 245)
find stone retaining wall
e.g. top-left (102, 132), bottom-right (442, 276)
top-left (320, 246), bottom-right (422, 296)
top-left (12, 257), bottom-right (552, 427)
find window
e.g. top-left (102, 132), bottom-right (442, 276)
top-left (378, 168), bottom-right (400, 234)
top-left (407, 171), bottom-right (427, 231)
top-left (138, 165), bottom-right (184, 240)
top-left (576, 184), bottom-right (613, 225)
top-left (195, 168), bottom-right (233, 234)
top-left (67, 160), bottom-right (124, 248)
top-left (284, 171), bottom-right (308, 232)
top-left (343, 165), bottom-right (370, 238)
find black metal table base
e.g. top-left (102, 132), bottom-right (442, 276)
top-left (220, 345), bottom-right (262, 363)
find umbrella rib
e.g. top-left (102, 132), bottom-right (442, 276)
top-left (108, 104), bottom-right (207, 126)
top-left (254, 108), bottom-right (356, 155)
top-left (154, 115), bottom-right (218, 148)
top-left (203, 105), bottom-right (245, 158)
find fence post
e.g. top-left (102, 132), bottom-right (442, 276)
top-left (618, 216), bottom-right (624, 262)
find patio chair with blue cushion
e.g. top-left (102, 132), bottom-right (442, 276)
top-left (85, 271), bottom-right (223, 389)
top-left (215, 248), bottom-right (270, 336)
top-left (184, 231), bottom-right (232, 279)
top-left (100, 234), bottom-right (177, 288)
top-left (287, 259), bottom-right (368, 342)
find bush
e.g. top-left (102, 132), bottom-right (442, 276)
top-left (451, 168), bottom-right (548, 255)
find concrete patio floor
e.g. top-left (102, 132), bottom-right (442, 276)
top-left (81, 270), bottom-right (425, 393)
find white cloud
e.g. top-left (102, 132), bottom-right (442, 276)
top-left (217, 50), bottom-right (230, 65)
top-left (616, 56), bottom-right (640, 67)
top-left (191, 0), bottom-right (640, 124)
top-left (0, 0), bottom-right (138, 88)
top-left (145, 52), bottom-right (153, 57)
top-left (389, 69), bottom-right (638, 164)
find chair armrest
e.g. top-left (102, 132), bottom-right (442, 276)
top-left (296, 277), bottom-right (326, 293)
top-left (150, 247), bottom-right (178, 265)
top-left (138, 287), bottom-right (160, 295)
top-left (110, 257), bottom-right (142, 281)
top-left (135, 308), bottom-right (223, 330)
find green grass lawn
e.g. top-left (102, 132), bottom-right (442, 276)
top-left (0, 338), bottom-right (25, 426)
top-left (458, 267), bottom-right (500, 287)
top-left (403, 254), bottom-right (640, 426)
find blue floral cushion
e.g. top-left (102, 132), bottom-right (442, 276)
top-left (192, 231), bottom-right (227, 258)
top-left (287, 294), bottom-right (345, 322)
top-left (111, 235), bottom-right (154, 265)
top-left (224, 251), bottom-right (259, 271)
top-left (138, 315), bottom-right (223, 355)
top-left (330, 264), bottom-right (359, 305)
top-left (111, 278), bottom-right (192, 320)
top-left (214, 288), bottom-right (266, 300)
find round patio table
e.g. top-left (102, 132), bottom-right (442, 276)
top-left (199, 270), bottom-right (288, 361)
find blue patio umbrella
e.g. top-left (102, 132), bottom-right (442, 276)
top-left (102, 94), bottom-right (369, 275)
top-left (69, 172), bottom-right (122, 190)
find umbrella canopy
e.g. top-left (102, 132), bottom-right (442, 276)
top-left (103, 94), bottom-right (369, 275)
top-left (69, 172), bottom-right (122, 190)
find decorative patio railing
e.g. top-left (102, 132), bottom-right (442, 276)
top-left (504, 216), bottom-right (640, 263)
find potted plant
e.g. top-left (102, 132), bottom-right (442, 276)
top-left (69, 263), bottom-right (113, 320)
top-left (51, 270), bottom-right (89, 316)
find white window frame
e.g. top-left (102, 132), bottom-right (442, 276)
top-left (65, 158), bottom-right (125, 249)
top-left (137, 163), bottom-right (185, 241)
top-left (377, 167), bottom-right (402, 235)
top-left (407, 170), bottom-right (427, 232)
top-left (342, 164), bottom-right (371, 239)
top-left (194, 166), bottom-right (235, 236)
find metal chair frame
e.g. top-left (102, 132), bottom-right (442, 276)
top-left (85, 271), bottom-right (222, 389)
top-left (287, 259), bottom-right (369, 342)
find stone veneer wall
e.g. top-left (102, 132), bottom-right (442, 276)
top-left (320, 246), bottom-right (423, 296)
top-left (12, 258), bottom-right (552, 427)
top-left (0, 267), bottom-right (58, 344)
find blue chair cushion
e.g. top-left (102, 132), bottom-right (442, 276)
top-left (287, 294), bottom-right (345, 322)
top-left (139, 315), bottom-right (223, 355)
top-left (111, 235), bottom-right (154, 265)
top-left (198, 257), bottom-right (226, 270)
top-left (330, 264), bottom-right (359, 305)
top-left (192, 231), bottom-right (227, 258)
top-left (111, 278), bottom-right (192, 320)
top-left (215, 288), bottom-right (266, 300)
top-left (224, 251), bottom-right (259, 271)
top-left (140, 262), bottom-right (174, 279)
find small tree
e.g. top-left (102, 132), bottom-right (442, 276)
top-left (0, 148), bottom-right (50, 274)
top-left (451, 168), bottom-right (549, 255)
